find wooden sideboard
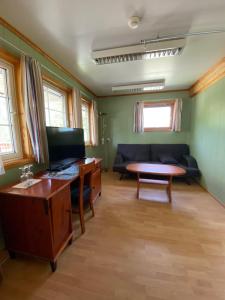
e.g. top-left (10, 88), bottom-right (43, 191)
top-left (0, 158), bottom-right (102, 272)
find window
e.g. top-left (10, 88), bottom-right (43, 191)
top-left (143, 101), bottom-right (175, 131)
top-left (43, 83), bottom-right (67, 127)
top-left (81, 99), bottom-right (92, 145)
top-left (0, 59), bottom-right (22, 161)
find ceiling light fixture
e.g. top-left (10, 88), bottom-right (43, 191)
top-left (92, 38), bottom-right (185, 65)
top-left (128, 16), bottom-right (141, 29)
top-left (93, 29), bottom-right (225, 65)
top-left (112, 80), bottom-right (165, 93)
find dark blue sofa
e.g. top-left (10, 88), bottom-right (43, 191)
top-left (113, 144), bottom-right (200, 182)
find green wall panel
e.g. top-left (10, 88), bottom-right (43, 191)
top-left (97, 91), bottom-right (192, 168)
top-left (190, 77), bottom-right (225, 203)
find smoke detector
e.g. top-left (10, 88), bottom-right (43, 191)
top-left (128, 16), bottom-right (141, 29)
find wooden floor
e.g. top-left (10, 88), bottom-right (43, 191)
top-left (1, 172), bottom-right (225, 300)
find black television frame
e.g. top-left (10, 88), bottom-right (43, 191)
top-left (46, 126), bottom-right (86, 171)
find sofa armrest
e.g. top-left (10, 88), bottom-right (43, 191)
top-left (182, 155), bottom-right (198, 169)
top-left (114, 153), bottom-right (124, 164)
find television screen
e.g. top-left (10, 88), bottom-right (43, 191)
top-left (46, 127), bottom-right (85, 170)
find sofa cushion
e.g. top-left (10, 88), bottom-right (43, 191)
top-left (151, 144), bottom-right (190, 162)
top-left (159, 154), bottom-right (178, 164)
top-left (117, 144), bottom-right (150, 162)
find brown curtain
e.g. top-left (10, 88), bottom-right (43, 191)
top-left (21, 56), bottom-right (48, 164)
top-left (133, 101), bottom-right (144, 133)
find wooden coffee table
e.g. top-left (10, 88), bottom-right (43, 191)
top-left (126, 163), bottom-right (186, 203)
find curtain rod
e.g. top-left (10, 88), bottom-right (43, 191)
top-left (0, 36), bottom-right (92, 99)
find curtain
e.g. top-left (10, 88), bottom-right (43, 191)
top-left (133, 101), bottom-right (144, 133)
top-left (0, 156), bottom-right (5, 175)
top-left (21, 55), bottom-right (48, 164)
top-left (72, 87), bottom-right (82, 128)
top-left (90, 100), bottom-right (99, 146)
top-left (172, 99), bottom-right (183, 132)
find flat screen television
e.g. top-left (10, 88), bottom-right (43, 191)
top-left (46, 126), bottom-right (85, 171)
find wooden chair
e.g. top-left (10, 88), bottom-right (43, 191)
top-left (71, 161), bottom-right (95, 234)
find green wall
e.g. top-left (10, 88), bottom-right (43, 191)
top-left (0, 22), bottom-right (99, 188)
top-left (97, 91), bottom-right (192, 168)
top-left (190, 77), bottom-right (225, 203)
top-left (0, 23), bottom-right (99, 248)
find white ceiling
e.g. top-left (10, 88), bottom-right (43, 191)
top-left (1, 0), bottom-right (225, 96)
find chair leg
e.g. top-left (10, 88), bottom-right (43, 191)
top-left (79, 202), bottom-right (85, 234)
top-left (89, 199), bottom-right (95, 217)
top-left (79, 211), bottom-right (85, 234)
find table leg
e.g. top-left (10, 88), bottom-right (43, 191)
top-left (137, 172), bottom-right (140, 199)
top-left (50, 260), bottom-right (57, 272)
top-left (166, 176), bottom-right (173, 203)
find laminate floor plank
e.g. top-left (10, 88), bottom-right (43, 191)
top-left (1, 172), bottom-right (225, 300)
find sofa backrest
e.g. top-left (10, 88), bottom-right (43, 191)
top-left (150, 144), bottom-right (190, 162)
top-left (117, 144), bottom-right (150, 162)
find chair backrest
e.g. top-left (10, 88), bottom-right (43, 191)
top-left (79, 160), bottom-right (95, 179)
top-left (79, 160), bottom-right (95, 202)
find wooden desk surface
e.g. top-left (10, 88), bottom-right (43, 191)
top-left (0, 158), bottom-right (102, 200)
top-left (126, 163), bottom-right (186, 176)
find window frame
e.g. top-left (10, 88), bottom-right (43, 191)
top-left (143, 100), bottom-right (175, 132)
top-left (0, 48), bottom-right (33, 169)
top-left (0, 58), bottom-right (22, 161)
top-left (43, 80), bottom-right (69, 128)
top-left (81, 98), bottom-right (92, 146)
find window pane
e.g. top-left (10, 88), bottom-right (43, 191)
top-left (49, 111), bottom-right (65, 127)
top-left (45, 109), bottom-right (50, 126)
top-left (43, 84), bottom-right (67, 127)
top-left (144, 106), bottom-right (172, 128)
top-left (44, 90), bottom-right (48, 108)
top-left (48, 92), bottom-right (64, 112)
top-left (81, 102), bottom-right (90, 143)
top-left (0, 64), bottom-right (20, 158)
top-left (0, 125), bottom-right (14, 154)
top-left (0, 97), bottom-right (10, 125)
top-left (0, 68), bottom-right (7, 96)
